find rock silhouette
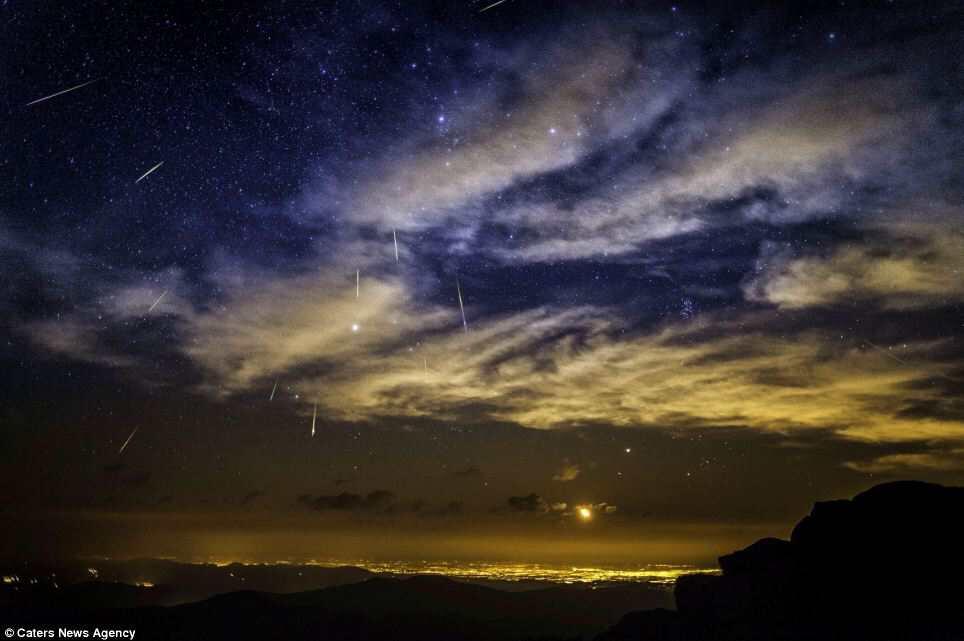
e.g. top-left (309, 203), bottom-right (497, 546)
top-left (601, 481), bottom-right (964, 640)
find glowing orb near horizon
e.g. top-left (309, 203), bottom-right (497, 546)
top-left (578, 507), bottom-right (592, 521)
top-left (351, 323), bottom-right (360, 332)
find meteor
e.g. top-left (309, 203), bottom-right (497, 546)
top-left (863, 340), bottom-right (959, 382)
top-left (478, 0), bottom-right (510, 13)
top-left (147, 290), bottom-right (167, 312)
top-left (269, 380), bottom-right (278, 401)
top-left (135, 161), bottom-right (164, 184)
top-left (25, 78), bottom-right (101, 106)
top-left (118, 427), bottom-right (138, 454)
top-left (456, 277), bottom-right (468, 332)
top-left (311, 403), bottom-right (317, 437)
top-left (393, 228), bottom-right (399, 262)
top-left (356, 270), bottom-right (360, 298)
top-left (863, 340), bottom-right (910, 366)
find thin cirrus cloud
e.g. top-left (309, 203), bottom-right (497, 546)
top-left (301, 25), bottom-right (936, 267)
top-left (487, 69), bottom-right (926, 264)
top-left (18, 249), bottom-right (961, 454)
top-left (318, 23), bottom-right (699, 233)
top-left (184, 271), bottom-right (453, 397)
top-left (744, 224), bottom-right (964, 311)
top-left (177, 282), bottom-right (962, 447)
top-left (19, 268), bottom-right (192, 373)
top-left (845, 450), bottom-right (964, 474)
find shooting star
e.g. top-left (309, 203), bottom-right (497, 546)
top-left (456, 277), bottom-right (468, 332)
top-left (118, 427), bottom-right (139, 455)
top-left (25, 78), bottom-right (101, 107)
top-left (356, 270), bottom-right (360, 298)
top-left (478, 0), bottom-right (510, 13)
top-left (269, 380), bottom-right (278, 401)
top-left (135, 161), bottom-right (164, 184)
top-left (311, 403), bottom-right (317, 437)
top-left (863, 340), bottom-right (911, 366)
top-left (862, 339), bottom-right (959, 382)
top-left (393, 228), bottom-right (399, 262)
top-left (147, 290), bottom-right (167, 313)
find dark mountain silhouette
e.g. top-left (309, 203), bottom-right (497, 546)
top-left (4, 581), bottom-right (176, 610)
top-left (599, 481), bottom-right (964, 641)
top-left (0, 558), bottom-right (375, 606)
top-left (4, 573), bottom-right (671, 640)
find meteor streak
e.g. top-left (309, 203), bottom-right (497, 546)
top-left (118, 427), bottom-right (138, 454)
top-left (147, 290), bottom-right (167, 312)
top-left (478, 0), bottom-right (510, 13)
top-left (863, 340), bottom-right (910, 366)
top-left (269, 380), bottom-right (278, 401)
top-left (311, 403), bottom-right (317, 437)
top-left (356, 270), bottom-right (360, 298)
top-left (456, 277), bottom-right (468, 332)
top-left (135, 162), bottom-right (164, 184)
top-left (863, 340), bottom-right (959, 382)
top-left (393, 228), bottom-right (399, 262)
top-left (25, 78), bottom-right (101, 106)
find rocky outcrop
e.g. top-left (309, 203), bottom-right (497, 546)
top-left (601, 481), bottom-right (964, 641)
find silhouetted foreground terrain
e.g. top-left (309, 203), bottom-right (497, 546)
top-left (2, 570), bottom-right (671, 640)
top-left (602, 481), bottom-right (964, 641)
top-left (0, 559), bottom-right (376, 606)
top-left (3, 481), bottom-right (961, 640)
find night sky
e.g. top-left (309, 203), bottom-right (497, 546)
top-left (2, 0), bottom-right (962, 566)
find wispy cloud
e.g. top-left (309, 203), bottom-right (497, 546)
top-left (490, 69), bottom-right (926, 263)
top-left (338, 25), bottom-right (698, 233)
top-left (552, 462), bottom-right (581, 482)
top-left (846, 449), bottom-right (964, 473)
top-left (745, 224), bottom-right (964, 310)
top-left (184, 270), bottom-right (453, 396)
top-left (177, 279), bottom-right (962, 444)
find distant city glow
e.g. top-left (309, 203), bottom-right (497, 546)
top-left (157, 558), bottom-right (717, 585)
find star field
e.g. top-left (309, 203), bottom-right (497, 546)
top-left (1, 0), bottom-right (962, 564)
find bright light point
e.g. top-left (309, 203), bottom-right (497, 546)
top-left (578, 507), bottom-right (592, 520)
top-left (351, 323), bottom-right (360, 332)
top-left (625, 447), bottom-right (632, 453)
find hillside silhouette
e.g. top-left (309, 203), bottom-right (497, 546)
top-left (4, 571), bottom-right (671, 640)
top-left (600, 481), bottom-right (964, 640)
top-left (0, 558), bottom-right (375, 607)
